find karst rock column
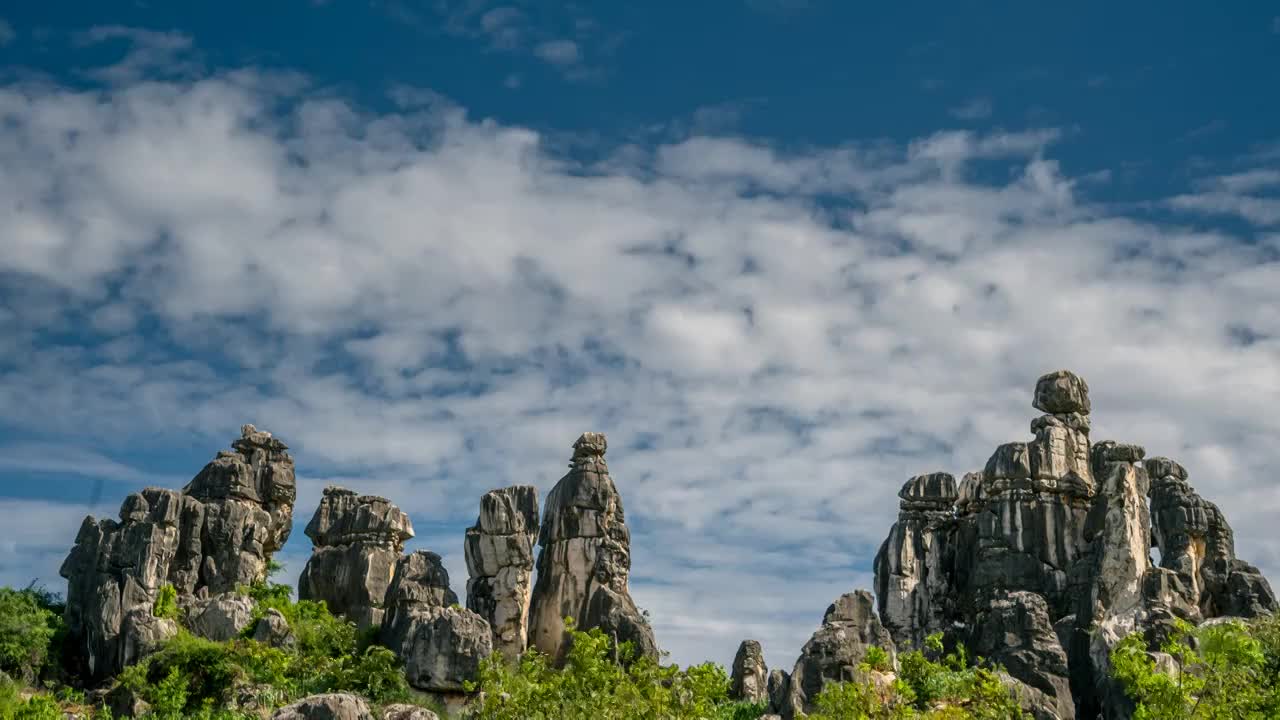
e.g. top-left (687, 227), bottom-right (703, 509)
top-left (526, 432), bottom-right (658, 664)
top-left (464, 485), bottom-right (539, 661)
top-left (298, 487), bottom-right (415, 629)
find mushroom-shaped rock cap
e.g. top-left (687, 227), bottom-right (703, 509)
top-left (1144, 457), bottom-right (1188, 481)
top-left (898, 472), bottom-right (958, 503)
top-left (1032, 370), bottom-right (1091, 415)
top-left (571, 432), bottom-right (608, 461)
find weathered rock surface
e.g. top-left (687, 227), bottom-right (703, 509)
top-left (782, 590), bottom-right (895, 719)
top-left (380, 705), bottom-right (439, 720)
top-left (465, 485), bottom-right (539, 661)
top-left (766, 669), bottom-right (790, 715)
top-left (272, 693), bottom-right (374, 720)
top-left (253, 608), bottom-right (296, 648)
top-left (188, 592), bottom-right (256, 642)
top-left (868, 370), bottom-right (1277, 720)
top-left (730, 639), bottom-right (769, 703)
top-left (60, 425), bottom-right (296, 681)
top-left (972, 591), bottom-right (1074, 720)
top-left (299, 487), bottom-right (414, 630)
top-left (381, 550), bottom-right (492, 694)
top-left (527, 432), bottom-right (658, 664)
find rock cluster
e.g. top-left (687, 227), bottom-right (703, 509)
top-left (464, 486), bottom-right (539, 661)
top-left (865, 370), bottom-right (1277, 719)
top-left (780, 590), bottom-right (895, 719)
top-left (527, 432), bottom-right (658, 664)
top-left (380, 550), bottom-right (493, 698)
top-left (60, 425), bottom-right (296, 681)
top-left (299, 487), bottom-right (415, 629)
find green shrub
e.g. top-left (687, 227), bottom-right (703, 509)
top-left (1110, 615), bottom-right (1280, 719)
top-left (152, 585), bottom-right (179, 621)
top-left (0, 588), bottom-right (63, 682)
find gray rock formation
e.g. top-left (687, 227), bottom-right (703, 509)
top-left (874, 472), bottom-right (959, 650)
top-left (527, 432), bottom-right (658, 664)
top-left (730, 639), bottom-right (769, 704)
top-left (299, 487), bottom-right (414, 629)
top-left (272, 693), bottom-right (374, 720)
top-left (972, 591), bottom-right (1074, 720)
top-left (782, 590), bottom-right (895, 719)
top-left (60, 425), bottom-right (295, 681)
top-left (253, 608), bottom-right (296, 649)
top-left (381, 550), bottom-right (493, 695)
top-left (381, 705), bottom-right (440, 720)
top-left (1146, 457), bottom-right (1276, 618)
top-left (465, 486), bottom-right (539, 661)
top-left (766, 669), bottom-right (790, 715)
top-left (188, 592), bottom-right (256, 642)
top-left (869, 370), bottom-right (1277, 719)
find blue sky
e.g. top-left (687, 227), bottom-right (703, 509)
top-left (1, 2), bottom-right (1279, 670)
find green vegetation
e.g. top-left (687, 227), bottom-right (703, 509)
top-left (1110, 614), bottom-right (1280, 719)
top-left (14, 572), bottom-right (1280, 720)
top-left (0, 587), bottom-right (64, 683)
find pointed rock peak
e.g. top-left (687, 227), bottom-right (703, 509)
top-left (823, 589), bottom-right (878, 625)
top-left (1032, 369), bottom-right (1091, 415)
top-left (571, 431), bottom-right (607, 463)
top-left (1144, 456), bottom-right (1188, 482)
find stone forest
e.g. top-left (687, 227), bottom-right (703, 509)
top-left (1, 370), bottom-right (1277, 719)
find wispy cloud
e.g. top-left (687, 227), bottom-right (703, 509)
top-left (0, 18), bottom-right (15, 46)
top-left (948, 97), bottom-right (992, 120)
top-left (2, 50), bottom-right (1280, 671)
top-left (73, 25), bottom-right (198, 83)
top-left (1169, 168), bottom-right (1280, 227)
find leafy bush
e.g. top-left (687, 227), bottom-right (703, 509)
top-left (0, 588), bottom-right (63, 682)
top-left (119, 579), bottom-right (411, 716)
top-left (1110, 615), bottom-right (1280, 719)
top-left (152, 585), bottom-right (179, 621)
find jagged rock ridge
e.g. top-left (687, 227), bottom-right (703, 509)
top-left (865, 370), bottom-right (1277, 719)
top-left (60, 425), bottom-right (296, 681)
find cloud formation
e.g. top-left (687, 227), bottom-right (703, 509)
top-left (2, 36), bottom-right (1279, 670)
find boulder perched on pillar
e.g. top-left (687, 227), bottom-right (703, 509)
top-left (299, 487), bottom-right (414, 629)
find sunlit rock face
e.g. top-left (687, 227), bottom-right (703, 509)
top-left (526, 432), bottom-right (658, 665)
top-left (464, 485), bottom-right (539, 662)
top-left (781, 590), bottom-right (895, 720)
top-left (298, 487), bottom-right (414, 630)
top-left (60, 425), bottom-right (296, 682)
top-left (865, 371), bottom-right (1277, 719)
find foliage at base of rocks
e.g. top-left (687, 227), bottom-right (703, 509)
top-left (0, 587), bottom-right (65, 684)
top-left (1110, 614), bottom-right (1280, 720)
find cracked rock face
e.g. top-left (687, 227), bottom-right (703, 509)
top-left (465, 485), bottom-right (539, 662)
top-left (299, 487), bottom-right (414, 630)
top-left (868, 370), bottom-right (1277, 720)
top-left (272, 693), bottom-right (374, 720)
top-left (381, 550), bottom-right (492, 694)
top-left (782, 590), bottom-right (895, 720)
top-left (60, 425), bottom-right (295, 681)
top-left (730, 639), bottom-right (769, 703)
top-left (527, 433), bottom-right (658, 664)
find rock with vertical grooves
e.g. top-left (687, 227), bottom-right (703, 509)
top-left (299, 487), bottom-right (414, 630)
top-left (729, 639), bottom-right (769, 703)
top-left (59, 425), bottom-right (295, 682)
top-left (874, 472), bottom-right (959, 650)
top-left (782, 590), bottom-right (895, 719)
top-left (527, 433), bottom-right (658, 664)
top-left (465, 486), bottom-right (539, 661)
top-left (381, 550), bottom-right (492, 695)
top-left (869, 371), bottom-right (1278, 719)
top-left (766, 669), bottom-right (790, 715)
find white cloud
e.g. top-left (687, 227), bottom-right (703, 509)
top-left (1169, 167), bottom-right (1280, 227)
top-left (2, 58), bottom-right (1280, 672)
top-left (533, 39), bottom-right (580, 67)
top-left (948, 97), bottom-right (992, 120)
